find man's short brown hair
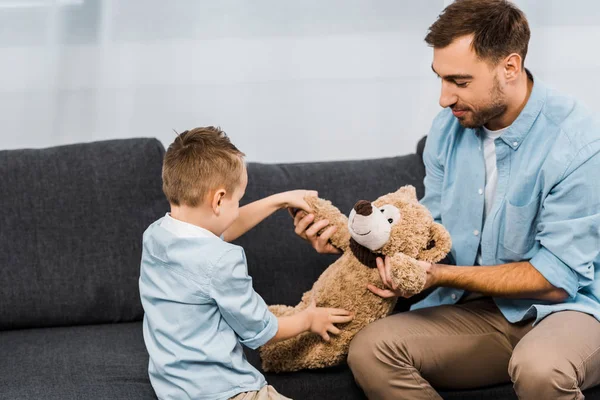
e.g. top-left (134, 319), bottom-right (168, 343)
top-left (425, 0), bottom-right (530, 65)
top-left (162, 126), bottom-right (245, 207)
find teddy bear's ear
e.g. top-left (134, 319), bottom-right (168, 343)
top-left (394, 185), bottom-right (418, 203)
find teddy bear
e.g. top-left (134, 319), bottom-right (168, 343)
top-left (259, 185), bottom-right (452, 373)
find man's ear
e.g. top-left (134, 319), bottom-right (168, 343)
top-left (503, 53), bottom-right (523, 83)
top-left (211, 188), bottom-right (226, 215)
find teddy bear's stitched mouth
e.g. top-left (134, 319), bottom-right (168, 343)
top-left (353, 229), bottom-right (371, 236)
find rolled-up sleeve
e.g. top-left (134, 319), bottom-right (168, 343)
top-left (210, 248), bottom-right (278, 349)
top-left (531, 140), bottom-right (600, 298)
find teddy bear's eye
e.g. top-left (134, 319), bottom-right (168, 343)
top-left (380, 209), bottom-right (385, 213)
top-left (387, 218), bottom-right (393, 224)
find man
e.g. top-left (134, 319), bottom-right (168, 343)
top-left (291, 1), bottom-right (600, 399)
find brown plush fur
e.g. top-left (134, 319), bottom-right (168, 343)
top-left (259, 185), bottom-right (452, 372)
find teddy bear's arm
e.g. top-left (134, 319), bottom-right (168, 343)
top-left (386, 252), bottom-right (427, 296)
top-left (418, 222), bottom-right (452, 263)
top-left (292, 195), bottom-right (351, 252)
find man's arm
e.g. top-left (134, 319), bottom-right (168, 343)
top-left (431, 261), bottom-right (569, 302)
top-left (222, 190), bottom-right (316, 242)
top-left (368, 257), bottom-right (568, 302)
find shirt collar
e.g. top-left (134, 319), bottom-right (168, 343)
top-left (498, 69), bottom-right (547, 151)
top-left (160, 213), bottom-right (219, 239)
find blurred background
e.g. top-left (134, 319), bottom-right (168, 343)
top-left (1, 0), bottom-right (599, 162)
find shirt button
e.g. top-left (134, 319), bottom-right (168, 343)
top-left (478, 188), bottom-right (483, 195)
top-left (451, 293), bottom-right (457, 300)
top-left (473, 229), bottom-right (480, 236)
top-left (513, 141), bottom-right (518, 147)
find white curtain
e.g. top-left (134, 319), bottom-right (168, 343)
top-left (1, 0), bottom-right (598, 162)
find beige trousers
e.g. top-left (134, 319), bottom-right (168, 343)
top-left (348, 295), bottom-right (600, 400)
top-left (229, 385), bottom-right (292, 400)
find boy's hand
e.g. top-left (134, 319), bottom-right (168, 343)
top-left (278, 190), bottom-right (318, 213)
top-left (305, 300), bottom-right (354, 342)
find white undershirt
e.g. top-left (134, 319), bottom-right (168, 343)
top-left (476, 125), bottom-right (508, 265)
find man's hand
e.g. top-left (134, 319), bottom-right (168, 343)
top-left (368, 256), bottom-right (437, 298)
top-left (290, 210), bottom-right (342, 254)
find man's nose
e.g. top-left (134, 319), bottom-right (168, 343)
top-left (439, 82), bottom-right (457, 109)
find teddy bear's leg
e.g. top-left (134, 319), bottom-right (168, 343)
top-left (260, 333), bottom-right (314, 372)
top-left (260, 330), bottom-right (355, 372)
top-left (261, 332), bottom-right (333, 373)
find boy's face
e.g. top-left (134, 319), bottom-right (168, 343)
top-left (219, 165), bottom-right (248, 231)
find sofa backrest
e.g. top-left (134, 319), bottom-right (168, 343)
top-left (0, 139), bottom-right (168, 330)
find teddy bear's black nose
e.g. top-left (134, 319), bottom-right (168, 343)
top-left (353, 200), bottom-right (373, 216)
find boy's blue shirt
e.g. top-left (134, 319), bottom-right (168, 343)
top-left (414, 73), bottom-right (600, 325)
top-left (139, 214), bottom-right (278, 400)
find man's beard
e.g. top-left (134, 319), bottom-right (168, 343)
top-left (454, 77), bottom-right (507, 129)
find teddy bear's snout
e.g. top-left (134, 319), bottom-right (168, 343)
top-left (353, 200), bottom-right (373, 216)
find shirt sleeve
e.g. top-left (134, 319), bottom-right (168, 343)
top-left (529, 140), bottom-right (600, 299)
top-left (210, 247), bottom-right (278, 349)
top-left (419, 113), bottom-right (447, 224)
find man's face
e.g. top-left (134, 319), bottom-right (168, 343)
top-left (432, 35), bottom-right (507, 129)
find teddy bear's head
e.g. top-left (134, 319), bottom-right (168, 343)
top-left (347, 185), bottom-right (451, 268)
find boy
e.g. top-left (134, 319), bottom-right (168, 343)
top-left (139, 127), bottom-right (353, 400)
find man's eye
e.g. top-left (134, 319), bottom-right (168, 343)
top-left (455, 82), bottom-right (469, 88)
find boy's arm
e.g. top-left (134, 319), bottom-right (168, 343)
top-left (222, 190), bottom-right (316, 242)
top-left (267, 302), bottom-right (354, 344)
top-left (211, 248), bottom-right (353, 348)
top-left (210, 248), bottom-right (280, 349)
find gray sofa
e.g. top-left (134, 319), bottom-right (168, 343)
top-left (1, 137), bottom-right (598, 400)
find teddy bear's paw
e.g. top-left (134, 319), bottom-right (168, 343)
top-left (389, 253), bottom-right (427, 295)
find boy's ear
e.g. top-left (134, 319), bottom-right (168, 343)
top-left (212, 188), bottom-right (227, 214)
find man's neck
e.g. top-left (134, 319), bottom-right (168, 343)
top-left (486, 74), bottom-right (533, 131)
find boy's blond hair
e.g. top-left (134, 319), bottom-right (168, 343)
top-left (162, 127), bottom-right (245, 207)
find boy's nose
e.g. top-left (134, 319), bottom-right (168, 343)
top-left (353, 200), bottom-right (372, 216)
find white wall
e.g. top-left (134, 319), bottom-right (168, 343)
top-left (1, 0), bottom-right (599, 162)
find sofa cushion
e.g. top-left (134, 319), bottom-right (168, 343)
top-left (2, 321), bottom-right (598, 400)
top-left (0, 322), bottom-right (156, 400)
top-left (0, 139), bottom-right (169, 330)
